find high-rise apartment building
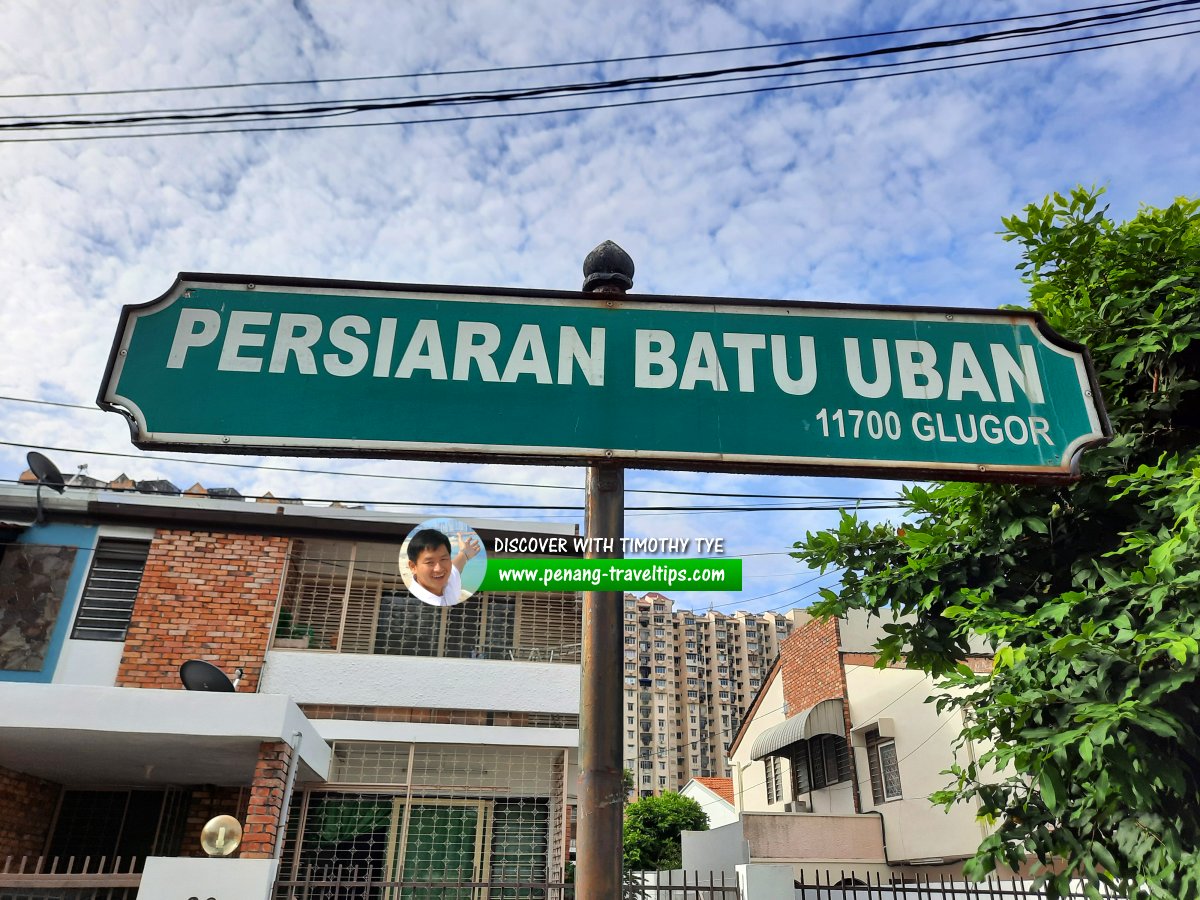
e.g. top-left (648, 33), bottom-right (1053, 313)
top-left (622, 592), bottom-right (809, 797)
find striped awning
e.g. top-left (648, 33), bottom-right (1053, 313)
top-left (749, 698), bottom-right (845, 760)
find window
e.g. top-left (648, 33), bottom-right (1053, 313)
top-left (788, 735), bottom-right (851, 794)
top-left (280, 539), bottom-right (580, 659)
top-left (764, 756), bottom-right (783, 804)
top-left (48, 788), bottom-right (187, 868)
top-left (867, 730), bottom-right (903, 802)
top-left (72, 539), bottom-right (150, 641)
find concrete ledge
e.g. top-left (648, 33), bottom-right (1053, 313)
top-left (0, 683), bottom-right (330, 785)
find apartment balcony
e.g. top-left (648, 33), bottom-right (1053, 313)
top-left (0, 683), bottom-right (329, 788)
top-left (685, 812), bottom-right (886, 868)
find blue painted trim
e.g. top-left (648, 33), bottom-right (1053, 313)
top-left (0, 523), bottom-right (98, 683)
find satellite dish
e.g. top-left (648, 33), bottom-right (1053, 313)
top-left (179, 659), bottom-right (236, 692)
top-left (26, 451), bottom-right (66, 524)
top-left (26, 452), bottom-right (66, 493)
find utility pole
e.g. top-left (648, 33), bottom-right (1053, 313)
top-left (575, 240), bottom-right (633, 898)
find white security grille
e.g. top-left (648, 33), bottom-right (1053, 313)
top-left (276, 539), bottom-right (581, 661)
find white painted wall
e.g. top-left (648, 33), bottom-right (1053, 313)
top-left (313, 718), bottom-right (578, 748)
top-left (138, 857), bottom-right (278, 900)
top-left (729, 670), bottom-right (787, 813)
top-left (50, 523), bottom-right (154, 686)
top-left (729, 672), bottom-right (855, 815)
top-left (261, 650), bottom-right (580, 713)
top-left (845, 665), bottom-right (989, 863)
top-left (737, 862), bottom-right (797, 899)
top-left (679, 781), bottom-right (738, 829)
top-left (53, 639), bottom-right (123, 686)
top-left (0, 683), bottom-right (330, 784)
top-left (681, 820), bottom-right (749, 876)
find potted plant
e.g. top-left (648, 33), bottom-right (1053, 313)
top-left (274, 609), bottom-right (315, 649)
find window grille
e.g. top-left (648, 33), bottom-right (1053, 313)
top-left (278, 539), bottom-right (580, 661)
top-left (71, 539), bottom-right (150, 641)
top-left (867, 729), bottom-right (903, 802)
top-left (284, 744), bottom-right (566, 896)
top-left (48, 788), bottom-right (188, 871)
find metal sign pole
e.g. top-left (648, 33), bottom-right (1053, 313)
top-left (576, 241), bottom-right (634, 898)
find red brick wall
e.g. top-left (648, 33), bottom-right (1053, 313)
top-left (778, 616), bottom-right (845, 715)
top-left (0, 765), bottom-right (59, 859)
top-left (116, 531), bottom-right (289, 691)
top-left (241, 741), bottom-right (293, 858)
top-left (778, 617), bottom-right (860, 811)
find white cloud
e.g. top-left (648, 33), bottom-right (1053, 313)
top-left (1, 0), bottom-right (1195, 610)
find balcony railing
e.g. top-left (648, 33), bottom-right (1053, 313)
top-left (275, 539), bottom-right (582, 663)
top-left (0, 856), bottom-right (141, 900)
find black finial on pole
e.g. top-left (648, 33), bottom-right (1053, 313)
top-left (582, 240), bottom-right (634, 293)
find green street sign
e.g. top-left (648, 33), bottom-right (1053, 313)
top-left (99, 274), bottom-right (1110, 482)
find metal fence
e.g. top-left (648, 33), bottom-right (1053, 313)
top-left (794, 870), bottom-right (1117, 900)
top-left (0, 855), bottom-right (141, 900)
top-left (274, 865), bottom-right (740, 899)
top-left (625, 869), bottom-right (741, 899)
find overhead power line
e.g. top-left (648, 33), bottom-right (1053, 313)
top-left (0, 4), bottom-right (1194, 143)
top-left (0, 0), bottom-right (1183, 100)
top-left (3, 2), bottom-right (1192, 133)
top-left (0, 397), bottom-right (900, 504)
top-left (1, 30), bottom-right (1190, 145)
top-left (4, 6), bottom-right (1191, 130)
top-left (0, 475), bottom-right (900, 515)
top-left (0, 434), bottom-right (900, 506)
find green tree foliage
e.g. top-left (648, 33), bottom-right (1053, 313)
top-left (796, 188), bottom-right (1200, 900)
top-left (623, 767), bottom-right (636, 799)
top-left (622, 792), bottom-right (709, 871)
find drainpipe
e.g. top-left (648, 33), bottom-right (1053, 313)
top-left (274, 731), bottom-right (303, 860)
top-left (866, 810), bottom-right (895, 865)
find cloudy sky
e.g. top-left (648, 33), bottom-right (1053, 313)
top-left (1, 0), bottom-right (1196, 613)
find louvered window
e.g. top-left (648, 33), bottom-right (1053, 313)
top-left (71, 539), bottom-right (150, 641)
top-left (764, 755), bottom-right (783, 804)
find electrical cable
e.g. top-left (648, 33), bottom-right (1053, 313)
top-left (0, 0), bottom-right (1177, 100)
top-left (0, 474), bottom-right (899, 515)
top-left (1, 20), bottom-right (1195, 142)
top-left (5, 3), bottom-right (1192, 131)
top-left (0, 399), bottom-right (902, 502)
